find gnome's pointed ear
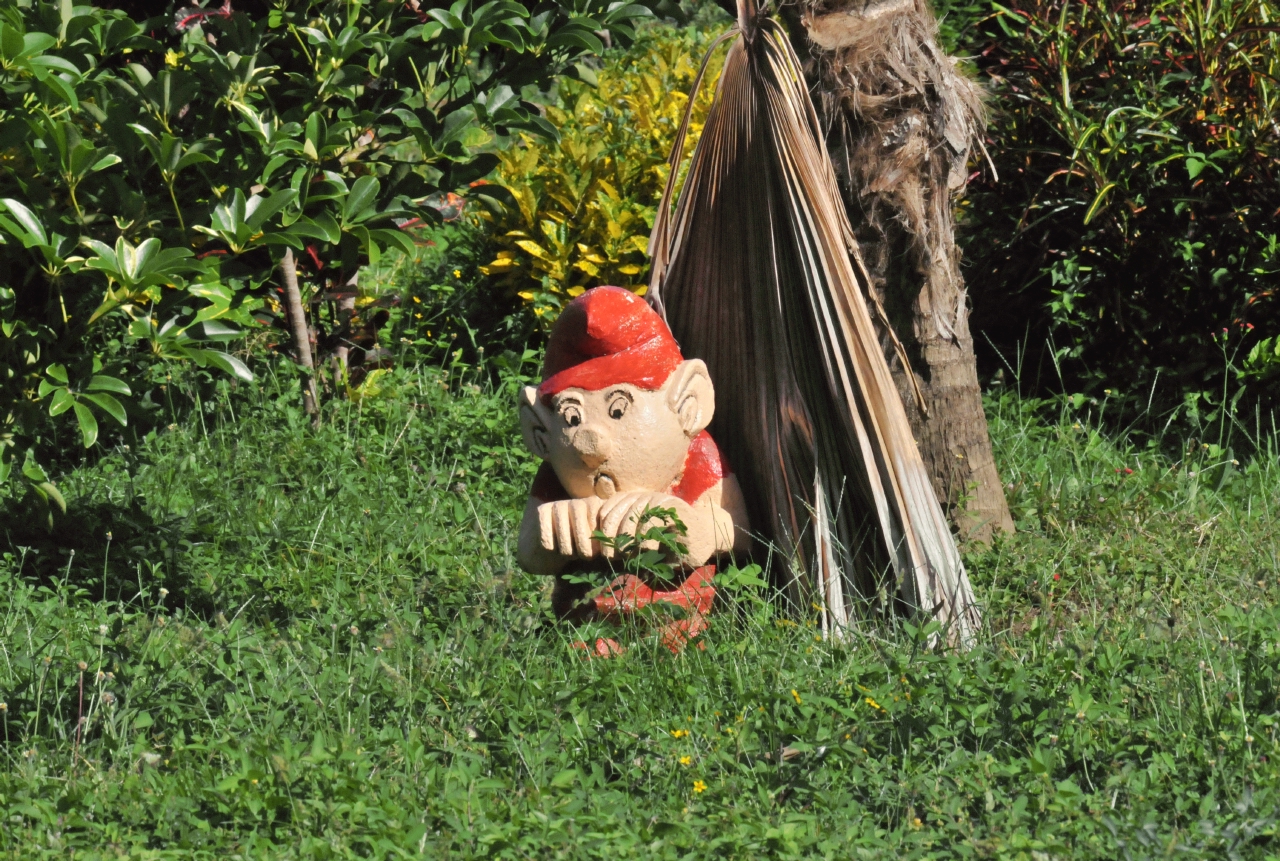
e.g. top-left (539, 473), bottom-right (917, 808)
top-left (519, 386), bottom-right (551, 459)
top-left (667, 359), bottom-right (715, 437)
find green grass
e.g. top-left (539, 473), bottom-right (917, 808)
top-left (1, 364), bottom-right (1277, 859)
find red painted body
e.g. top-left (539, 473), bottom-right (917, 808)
top-left (573, 565), bottom-right (716, 656)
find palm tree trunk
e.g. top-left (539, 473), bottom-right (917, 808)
top-left (787, 0), bottom-right (1014, 543)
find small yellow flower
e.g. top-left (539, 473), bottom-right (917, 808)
top-left (679, 755), bottom-right (691, 766)
top-left (415, 313), bottom-right (423, 319)
top-left (164, 50), bottom-right (182, 67)
top-left (912, 817), bottom-right (922, 828)
top-left (412, 295), bottom-right (421, 303)
top-left (670, 729), bottom-right (688, 739)
top-left (453, 269), bottom-right (462, 278)
top-left (791, 689), bottom-right (802, 705)
top-left (692, 780), bottom-right (706, 794)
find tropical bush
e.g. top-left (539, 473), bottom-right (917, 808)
top-left (959, 0), bottom-right (1280, 417)
top-left (479, 23), bottom-right (726, 322)
top-left (0, 0), bottom-right (653, 520)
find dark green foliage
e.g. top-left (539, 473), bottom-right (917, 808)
top-left (953, 0), bottom-right (1280, 418)
top-left (385, 219), bottom-right (542, 369)
top-left (0, 0), bottom-right (653, 513)
top-left (1, 370), bottom-right (1277, 857)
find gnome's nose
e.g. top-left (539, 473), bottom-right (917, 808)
top-left (571, 428), bottom-right (611, 469)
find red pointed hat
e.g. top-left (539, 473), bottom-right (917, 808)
top-left (538, 286), bottom-right (684, 398)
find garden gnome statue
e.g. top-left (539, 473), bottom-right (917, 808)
top-left (517, 286), bottom-right (750, 652)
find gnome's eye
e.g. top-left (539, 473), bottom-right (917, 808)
top-left (560, 405), bottom-right (582, 427)
top-left (608, 396), bottom-right (628, 420)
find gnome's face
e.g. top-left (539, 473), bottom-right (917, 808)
top-left (520, 359), bottom-right (714, 499)
top-left (519, 286), bottom-right (715, 499)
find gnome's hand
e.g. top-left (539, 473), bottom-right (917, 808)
top-left (596, 491), bottom-right (696, 557)
top-left (537, 496), bottom-right (606, 558)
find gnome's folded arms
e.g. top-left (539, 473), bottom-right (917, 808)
top-left (515, 287), bottom-right (750, 580)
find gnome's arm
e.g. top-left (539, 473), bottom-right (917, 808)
top-left (590, 471), bottom-right (748, 569)
top-left (517, 478), bottom-right (748, 574)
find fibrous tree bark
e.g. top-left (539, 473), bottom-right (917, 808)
top-left (785, 0), bottom-right (1014, 543)
top-left (648, 0), bottom-right (980, 642)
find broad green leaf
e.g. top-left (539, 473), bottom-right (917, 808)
top-left (245, 189), bottom-right (299, 231)
top-left (90, 154), bottom-right (122, 172)
top-left (188, 348), bottom-right (253, 382)
top-left (290, 213), bottom-right (342, 244)
top-left (0, 199), bottom-right (49, 246)
top-left (260, 153), bottom-right (294, 184)
top-left (27, 55), bottom-right (81, 76)
top-left (83, 392), bottom-right (127, 426)
top-left (86, 374), bottom-right (131, 395)
top-left (81, 238), bottom-right (116, 266)
top-left (21, 450), bottom-right (50, 483)
top-left (48, 388), bottom-right (75, 416)
top-left (21, 33), bottom-right (57, 59)
top-left (195, 321), bottom-right (241, 340)
top-left (59, 0), bottom-right (74, 40)
top-left (0, 24), bottom-right (23, 61)
top-left (343, 175), bottom-right (380, 223)
top-left (39, 72), bottom-right (79, 108)
top-left (72, 401), bottom-right (98, 447)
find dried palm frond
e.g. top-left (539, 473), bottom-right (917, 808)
top-left (647, 0), bottom-right (979, 643)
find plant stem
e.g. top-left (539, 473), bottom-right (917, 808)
top-left (167, 181), bottom-right (186, 232)
top-left (333, 277), bottom-right (357, 394)
top-left (280, 248), bottom-right (320, 425)
top-left (72, 668), bottom-right (83, 775)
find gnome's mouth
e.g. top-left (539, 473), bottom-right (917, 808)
top-left (593, 472), bottom-right (618, 499)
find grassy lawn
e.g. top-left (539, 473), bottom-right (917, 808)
top-left (1, 364), bottom-right (1277, 859)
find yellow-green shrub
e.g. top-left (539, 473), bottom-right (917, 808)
top-left (479, 25), bottom-right (727, 322)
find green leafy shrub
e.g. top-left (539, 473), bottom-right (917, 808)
top-left (960, 0), bottom-right (1280, 417)
top-left (0, 0), bottom-right (653, 518)
top-left (479, 23), bottom-right (726, 322)
top-left (378, 218), bottom-right (544, 371)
